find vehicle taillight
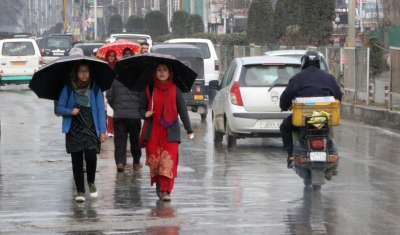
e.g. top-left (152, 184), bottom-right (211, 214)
top-left (214, 60), bottom-right (219, 71)
top-left (230, 81), bottom-right (243, 106)
top-left (195, 85), bottom-right (201, 95)
top-left (194, 85), bottom-right (204, 100)
top-left (39, 58), bottom-right (43, 66)
top-left (310, 138), bottom-right (324, 150)
top-left (41, 49), bottom-right (44, 56)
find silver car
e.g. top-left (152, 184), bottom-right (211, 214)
top-left (209, 56), bottom-right (301, 147)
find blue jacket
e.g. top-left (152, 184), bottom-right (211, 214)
top-left (56, 82), bottom-right (106, 134)
top-left (280, 66), bottom-right (343, 111)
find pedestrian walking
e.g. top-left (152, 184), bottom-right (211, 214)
top-left (139, 63), bottom-right (194, 202)
top-left (56, 60), bottom-right (107, 202)
top-left (106, 79), bottom-right (143, 172)
top-left (104, 50), bottom-right (117, 137)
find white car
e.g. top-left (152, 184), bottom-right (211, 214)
top-left (106, 33), bottom-right (152, 48)
top-left (0, 38), bottom-right (43, 85)
top-left (209, 56), bottom-right (301, 147)
top-left (163, 38), bottom-right (219, 101)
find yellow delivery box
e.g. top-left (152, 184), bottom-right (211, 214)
top-left (292, 97), bottom-right (340, 127)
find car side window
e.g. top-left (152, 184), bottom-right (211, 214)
top-left (221, 62), bottom-right (237, 89)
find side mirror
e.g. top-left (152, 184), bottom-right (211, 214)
top-left (209, 80), bottom-right (219, 90)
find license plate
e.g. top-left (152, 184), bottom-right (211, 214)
top-left (11, 61), bottom-right (27, 66)
top-left (53, 52), bottom-right (64, 56)
top-left (310, 152), bottom-right (326, 161)
top-left (194, 95), bottom-right (204, 100)
top-left (260, 120), bottom-right (281, 128)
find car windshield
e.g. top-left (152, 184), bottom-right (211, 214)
top-left (2, 42), bottom-right (35, 56)
top-left (115, 36), bottom-right (147, 45)
top-left (240, 64), bottom-right (301, 87)
top-left (271, 54), bottom-right (328, 72)
top-left (75, 44), bottom-right (103, 56)
top-left (46, 37), bottom-right (71, 49)
top-left (176, 42), bottom-right (211, 59)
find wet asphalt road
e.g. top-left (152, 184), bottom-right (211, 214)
top-left (1, 85), bottom-right (400, 234)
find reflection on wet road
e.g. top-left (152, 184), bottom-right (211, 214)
top-left (1, 87), bottom-right (400, 234)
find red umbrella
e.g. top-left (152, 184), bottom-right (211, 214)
top-left (96, 39), bottom-right (141, 60)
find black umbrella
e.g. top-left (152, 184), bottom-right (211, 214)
top-left (114, 53), bottom-right (198, 92)
top-left (29, 54), bottom-right (117, 100)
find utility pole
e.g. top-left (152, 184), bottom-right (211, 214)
top-left (94, 0), bottom-right (97, 40)
top-left (223, 0), bottom-right (226, 34)
top-left (63, 0), bottom-right (67, 32)
top-left (45, 0), bottom-right (48, 30)
top-left (129, 0), bottom-right (132, 16)
top-left (28, 0), bottom-right (32, 32)
top-left (347, 0), bottom-right (355, 47)
top-left (190, 0), bottom-right (194, 14)
top-left (347, 0), bottom-right (356, 101)
top-left (359, 0), bottom-right (363, 33)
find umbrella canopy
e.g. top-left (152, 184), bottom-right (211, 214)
top-left (96, 39), bottom-right (141, 60)
top-left (29, 54), bottom-right (117, 100)
top-left (114, 53), bottom-right (198, 93)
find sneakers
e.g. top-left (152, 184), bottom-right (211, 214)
top-left (156, 183), bottom-right (162, 199)
top-left (107, 133), bottom-right (114, 137)
top-left (287, 156), bottom-right (293, 169)
top-left (161, 192), bottom-right (171, 202)
top-left (133, 163), bottom-right (143, 171)
top-left (76, 192), bottom-right (85, 202)
top-left (117, 163), bottom-right (125, 172)
top-left (88, 183), bottom-right (98, 198)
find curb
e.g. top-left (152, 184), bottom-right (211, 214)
top-left (341, 103), bottom-right (400, 131)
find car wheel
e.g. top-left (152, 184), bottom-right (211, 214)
top-left (225, 121), bottom-right (236, 148)
top-left (201, 114), bottom-right (207, 120)
top-left (213, 120), bottom-right (223, 143)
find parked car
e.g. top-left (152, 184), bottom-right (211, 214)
top-left (163, 38), bottom-right (219, 102)
top-left (0, 38), bottom-right (43, 85)
top-left (150, 43), bottom-right (208, 120)
top-left (40, 35), bottom-right (73, 64)
top-left (209, 56), bottom-right (302, 147)
top-left (263, 50), bottom-right (330, 73)
top-left (106, 33), bottom-right (152, 48)
top-left (70, 42), bottom-right (104, 57)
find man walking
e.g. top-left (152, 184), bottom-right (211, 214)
top-left (106, 80), bottom-right (143, 172)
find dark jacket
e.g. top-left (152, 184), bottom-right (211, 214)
top-left (280, 66), bottom-right (343, 111)
top-left (139, 85), bottom-right (193, 143)
top-left (106, 80), bottom-right (142, 119)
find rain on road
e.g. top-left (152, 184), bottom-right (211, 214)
top-left (1, 86), bottom-right (400, 234)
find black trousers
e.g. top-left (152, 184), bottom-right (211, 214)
top-left (71, 149), bottom-right (97, 193)
top-left (113, 118), bottom-right (142, 165)
top-left (279, 114), bottom-right (299, 157)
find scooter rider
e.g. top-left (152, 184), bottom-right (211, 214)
top-left (279, 50), bottom-right (343, 169)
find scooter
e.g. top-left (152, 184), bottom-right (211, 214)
top-left (292, 116), bottom-right (339, 191)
